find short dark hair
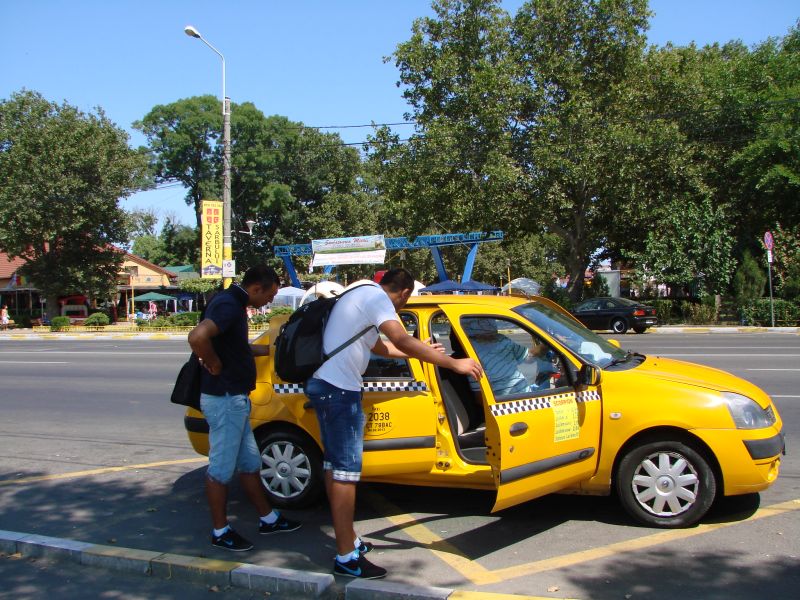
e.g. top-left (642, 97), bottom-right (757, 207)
top-left (241, 265), bottom-right (280, 289)
top-left (379, 268), bottom-right (415, 293)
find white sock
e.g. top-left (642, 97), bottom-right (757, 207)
top-left (260, 510), bottom-right (279, 524)
top-left (354, 536), bottom-right (362, 549)
top-left (336, 549), bottom-right (358, 563)
top-left (213, 524), bottom-right (230, 537)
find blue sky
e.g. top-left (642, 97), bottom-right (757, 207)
top-left (2, 0), bottom-right (797, 227)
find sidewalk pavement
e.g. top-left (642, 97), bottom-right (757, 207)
top-left (0, 530), bottom-right (568, 600)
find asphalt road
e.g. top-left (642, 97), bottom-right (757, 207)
top-left (0, 333), bottom-right (798, 599)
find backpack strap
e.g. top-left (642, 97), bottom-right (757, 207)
top-left (324, 325), bottom-right (376, 360)
top-left (321, 283), bottom-right (379, 360)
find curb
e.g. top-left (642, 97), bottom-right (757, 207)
top-left (0, 530), bottom-right (569, 599)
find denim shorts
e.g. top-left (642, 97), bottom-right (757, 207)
top-left (200, 393), bottom-right (262, 484)
top-left (305, 378), bottom-right (366, 482)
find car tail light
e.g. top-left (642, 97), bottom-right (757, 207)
top-left (633, 309), bottom-right (645, 316)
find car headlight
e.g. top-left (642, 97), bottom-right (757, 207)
top-left (722, 392), bottom-right (776, 429)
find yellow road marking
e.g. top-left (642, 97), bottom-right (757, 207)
top-left (0, 457), bottom-right (207, 486)
top-left (450, 592), bottom-right (577, 600)
top-left (370, 493), bottom-right (800, 586)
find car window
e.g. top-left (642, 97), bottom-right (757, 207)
top-left (460, 316), bottom-right (569, 400)
top-left (577, 300), bottom-right (598, 311)
top-left (363, 312), bottom-right (417, 380)
top-left (513, 302), bottom-right (627, 367)
top-left (602, 300), bottom-right (616, 309)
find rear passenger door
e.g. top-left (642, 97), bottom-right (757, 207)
top-left (360, 311), bottom-right (438, 477)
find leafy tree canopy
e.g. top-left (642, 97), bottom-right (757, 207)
top-left (0, 90), bottom-right (147, 311)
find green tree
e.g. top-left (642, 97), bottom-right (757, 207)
top-left (382, 0), bottom-right (700, 301)
top-left (136, 97), bottom-right (364, 268)
top-left (732, 249), bottom-right (766, 303)
top-left (131, 217), bottom-right (199, 267)
top-left (0, 90), bottom-right (147, 315)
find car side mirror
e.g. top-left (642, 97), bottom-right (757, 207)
top-left (579, 364), bottom-right (602, 387)
top-left (607, 339), bottom-right (621, 348)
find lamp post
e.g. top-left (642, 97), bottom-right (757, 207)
top-left (184, 25), bottom-right (233, 288)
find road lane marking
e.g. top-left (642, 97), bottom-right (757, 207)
top-left (656, 353), bottom-right (800, 357)
top-left (747, 368), bottom-right (800, 371)
top-left (0, 457), bottom-right (207, 486)
top-left (366, 492), bottom-right (800, 586)
top-left (772, 395), bottom-right (800, 398)
top-left (0, 361), bottom-right (70, 364)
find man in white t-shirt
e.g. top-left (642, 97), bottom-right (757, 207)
top-left (305, 268), bottom-right (483, 580)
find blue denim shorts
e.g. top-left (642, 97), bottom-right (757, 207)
top-left (305, 378), bottom-right (365, 482)
top-left (200, 393), bottom-right (262, 484)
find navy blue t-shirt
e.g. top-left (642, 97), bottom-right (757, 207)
top-left (200, 284), bottom-right (256, 396)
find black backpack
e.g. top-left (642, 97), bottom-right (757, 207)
top-left (274, 285), bottom-right (374, 383)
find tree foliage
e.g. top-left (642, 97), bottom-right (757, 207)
top-left (0, 90), bottom-right (147, 312)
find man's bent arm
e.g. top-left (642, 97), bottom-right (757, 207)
top-left (188, 319), bottom-right (222, 375)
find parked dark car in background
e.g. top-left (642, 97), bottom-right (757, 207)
top-left (571, 297), bottom-right (658, 334)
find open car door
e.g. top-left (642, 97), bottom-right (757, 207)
top-left (443, 306), bottom-right (602, 512)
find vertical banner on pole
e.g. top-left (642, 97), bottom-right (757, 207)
top-left (201, 200), bottom-right (223, 279)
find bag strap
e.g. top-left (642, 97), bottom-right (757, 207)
top-left (324, 325), bottom-right (376, 360)
top-left (321, 283), bottom-right (380, 360)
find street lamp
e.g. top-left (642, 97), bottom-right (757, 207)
top-left (184, 25), bottom-right (233, 288)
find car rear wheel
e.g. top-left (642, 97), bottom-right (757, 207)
top-left (611, 318), bottom-right (628, 334)
top-left (257, 428), bottom-right (324, 509)
top-left (616, 439), bottom-right (716, 528)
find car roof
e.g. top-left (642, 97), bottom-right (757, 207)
top-left (405, 294), bottom-right (583, 325)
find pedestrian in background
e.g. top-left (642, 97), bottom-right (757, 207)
top-left (188, 265), bottom-right (301, 551)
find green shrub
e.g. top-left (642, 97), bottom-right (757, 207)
top-left (740, 299), bottom-right (800, 326)
top-left (269, 306), bottom-right (295, 318)
top-left (169, 312), bottom-right (201, 326)
top-left (83, 312), bottom-right (110, 327)
top-left (686, 303), bottom-right (718, 325)
top-left (11, 313), bottom-right (31, 328)
top-left (50, 316), bottom-right (70, 331)
top-left (650, 299), bottom-right (675, 324)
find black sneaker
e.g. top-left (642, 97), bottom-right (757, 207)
top-left (334, 553), bottom-right (387, 579)
top-left (259, 513), bottom-right (302, 535)
top-left (211, 528), bottom-right (253, 552)
top-left (358, 540), bottom-right (373, 555)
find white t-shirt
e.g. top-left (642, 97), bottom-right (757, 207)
top-left (313, 283), bottom-right (398, 391)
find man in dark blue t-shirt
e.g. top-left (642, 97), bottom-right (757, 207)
top-left (188, 265), bottom-right (301, 551)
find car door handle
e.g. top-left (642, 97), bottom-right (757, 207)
top-left (509, 422), bottom-right (528, 436)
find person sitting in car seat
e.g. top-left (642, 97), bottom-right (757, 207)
top-left (462, 317), bottom-right (558, 397)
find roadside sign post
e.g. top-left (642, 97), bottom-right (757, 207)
top-left (764, 231), bottom-right (775, 327)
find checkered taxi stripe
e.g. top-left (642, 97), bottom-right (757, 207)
top-left (272, 381), bottom-right (428, 394)
top-left (490, 389), bottom-right (601, 417)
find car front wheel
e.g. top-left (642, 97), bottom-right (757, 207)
top-left (616, 439), bottom-right (716, 528)
top-left (611, 318), bottom-right (628, 334)
top-left (257, 428), bottom-right (324, 509)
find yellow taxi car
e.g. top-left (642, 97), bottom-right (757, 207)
top-left (183, 295), bottom-right (784, 528)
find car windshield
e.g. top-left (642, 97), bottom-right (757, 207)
top-left (513, 302), bottom-right (628, 368)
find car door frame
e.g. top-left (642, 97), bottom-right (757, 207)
top-left (441, 305), bottom-right (603, 512)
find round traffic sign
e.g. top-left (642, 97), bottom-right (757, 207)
top-left (764, 231), bottom-right (774, 250)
